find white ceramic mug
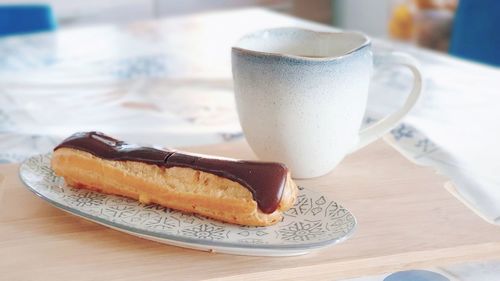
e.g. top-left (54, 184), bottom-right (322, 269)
top-left (232, 28), bottom-right (422, 178)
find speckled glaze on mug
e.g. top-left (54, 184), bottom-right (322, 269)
top-left (232, 28), bottom-right (422, 178)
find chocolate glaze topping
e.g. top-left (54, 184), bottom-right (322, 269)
top-left (54, 132), bottom-right (288, 213)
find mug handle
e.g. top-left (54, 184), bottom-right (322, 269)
top-left (353, 52), bottom-right (423, 151)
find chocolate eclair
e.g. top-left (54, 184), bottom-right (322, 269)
top-left (51, 132), bottom-right (298, 226)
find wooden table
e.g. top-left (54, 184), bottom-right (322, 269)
top-left (2, 7), bottom-right (500, 281)
top-left (2, 140), bottom-right (500, 280)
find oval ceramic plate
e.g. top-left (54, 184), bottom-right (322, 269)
top-left (19, 154), bottom-right (356, 256)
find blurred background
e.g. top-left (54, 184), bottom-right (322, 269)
top-left (4, 0), bottom-right (499, 67)
top-left (1, 0), bottom-right (456, 43)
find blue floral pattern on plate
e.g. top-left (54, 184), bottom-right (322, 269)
top-left (19, 153), bottom-right (357, 256)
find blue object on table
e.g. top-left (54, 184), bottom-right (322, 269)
top-left (384, 270), bottom-right (450, 281)
top-left (449, 0), bottom-right (500, 66)
top-left (0, 4), bottom-right (57, 37)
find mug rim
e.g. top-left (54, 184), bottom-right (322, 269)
top-left (232, 27), bottom-right (372, 62)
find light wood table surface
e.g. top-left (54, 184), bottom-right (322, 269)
top-left (1, 140), bottom-right (500, 280)
top-left (1, 8), bottom-right (500, 281)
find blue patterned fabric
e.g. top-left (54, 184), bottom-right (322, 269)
top-left (0, 5), bottom-right (56, 37)
top-left (450, 0), bottom-right (500, 66)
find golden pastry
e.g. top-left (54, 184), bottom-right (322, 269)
top-left (51, 132), bottom-right (298, 226)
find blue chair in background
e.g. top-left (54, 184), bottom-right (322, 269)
top-left (0, 4), bottom-right (57, 37)
top-left (450, 0), bottom-right (500, 67)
